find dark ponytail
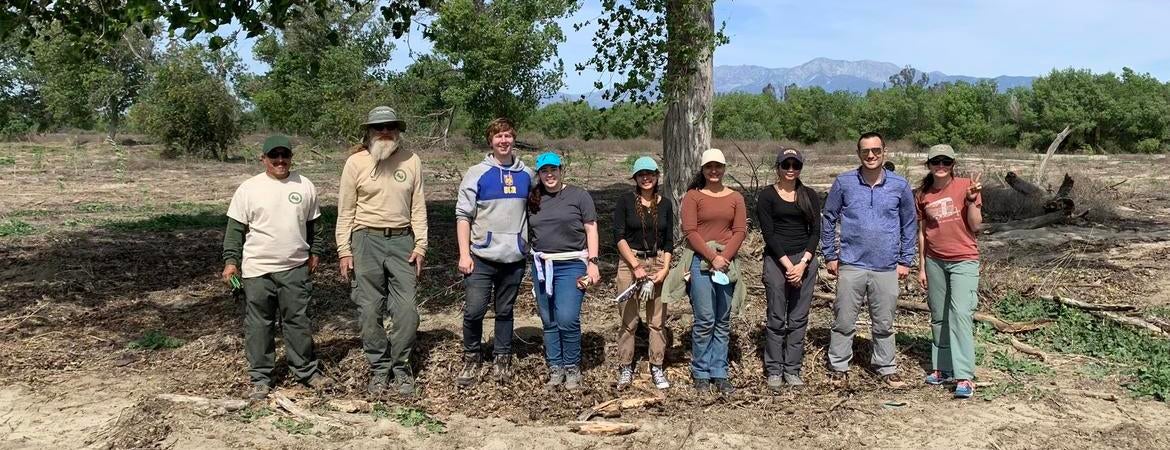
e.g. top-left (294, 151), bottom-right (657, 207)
top-left (685, 170), bottom-right (706, 191)
top-left (527, 183), bottom-right (546, 214)
top-left (794, 179), bottom-right (819, 223)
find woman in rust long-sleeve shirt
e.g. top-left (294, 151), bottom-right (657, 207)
top-left (680, 148), bottom-right (746, 395)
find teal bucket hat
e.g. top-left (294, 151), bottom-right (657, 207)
top-left (629, 156), bottom-right (659, 178)
top-left (535, 152), bottom-right (562, 171)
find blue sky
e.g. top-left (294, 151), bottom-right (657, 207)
top-left (235, 0), bottom-right (1170, 94)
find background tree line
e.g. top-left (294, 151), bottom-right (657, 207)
top-left (528, 67), bottom-right (1170, 153)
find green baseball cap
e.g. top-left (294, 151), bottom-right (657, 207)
top-left (927, 144), bottom-right (957, 161)
top-left (630, 156), bottom-right (659, 178)
top-left (262, 134), bottom-right (293, 155)
top-left (364, 106), bottom-right (406, 131)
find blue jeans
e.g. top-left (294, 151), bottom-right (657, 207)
top-left (689, 257), bottom-right (733, 379)
top-left (533, 260), bottom-right (586, 367)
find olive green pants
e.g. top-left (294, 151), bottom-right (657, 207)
top-left (925, 257), bottom-right (980, 380)
top-left (242, 264), bottom-right (320, 386)
top-left (351, 229), bottom-right (419, 380)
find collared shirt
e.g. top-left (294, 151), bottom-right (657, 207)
top-left (820, 168), bottom-right (918, 271)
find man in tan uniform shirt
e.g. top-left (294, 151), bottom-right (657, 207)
top-left (336, 106), bottom-right (427, 395)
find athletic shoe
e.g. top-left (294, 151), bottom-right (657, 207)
top-left (368, 372), bottom-right (390, 395)
top-left (492, 354), bottom-right (513, 384)
top-left (456, 354), bottom-right (480, 387)
top-left (693, 378), bottom-right (712, 393)
top-left (712, 378), bottom-right (735, 395)
top-left (650, 365), bottom-right (671, 390)
top-left (616, 364), bottom-right (634, 390)
top-left (546, 366), bottom-right (566, 388)
top-left (954, 380), bottom-right (975, 399)
top-left (925, 370), bottom-right (952, 385)
top-left (783, 373), bottom-right (805, 387)
top-left (563, 366), bottom-right (583, 390)
top-left (882, 374), bottom-right (908, 389)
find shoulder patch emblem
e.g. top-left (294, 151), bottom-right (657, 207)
top-left (288, 192), bottom-right (303, 204)
top-left (394, 169), bottom-right (407, 182)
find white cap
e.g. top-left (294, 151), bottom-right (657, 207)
top-left (700, 148), bottom-right (727, 166)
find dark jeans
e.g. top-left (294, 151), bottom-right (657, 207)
top-left (533, 259), bottom-right (586, 367)
top-left (762, 255), bottom-right (818, 376)
top-left (462, 255), bottom-right (526, 357)
top-left (241, 264), bottom-right (320, 386)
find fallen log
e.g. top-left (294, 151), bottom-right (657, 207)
top-left (895, 301), bottom-right (1052, 333)
top-left (1009, 337), bottom-right (1048, 361)
top-left (567, 420), bottom-right (639, 436)
top-left (156, 394), bottom-right (247, 412)
top-left (1006, 171), bottom-right (1044, 197)
top-left (1091, 311), bottom-right (1169, 337)
top-left (271, 393), bottom-right (352, 430)
top-left (984, 210), bottom-right (1070, 234)
top-left (577, 396), bottom-right (664, 421)
top-left (1035, 125), bottom-right (1073, 185)
top-left (326, 399), bottom-right (372, 414)
top-left (1039, 295), bottom-right (1135, 312)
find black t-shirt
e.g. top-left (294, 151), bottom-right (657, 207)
top-left (530, 185), bottom-right (597, 253)
top-left (612, 191), bottom-right (674, 253)
top-left (756, 184), bottom-right (821, 260)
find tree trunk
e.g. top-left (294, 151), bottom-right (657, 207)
top-left (662, 0), bottom-right (714, 243)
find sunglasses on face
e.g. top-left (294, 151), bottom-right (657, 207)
top-left (928, 158), bottom-right (954, 167)
top-left (859, 147), bottom-right (884, 156)
top-left (779, 160), bottom-right (803, 171)
top-left (266, 151), bottom-right (292, 160)
top-left (369, 123), bottom-right (399, 132)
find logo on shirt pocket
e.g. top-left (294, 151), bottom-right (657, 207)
top-left (394, 169), bottom-right (407, 183)
top-left (288, 192), bottom-right (303, 204)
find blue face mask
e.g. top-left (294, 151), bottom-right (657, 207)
top-left (711, 271), bottom-right (730, 285)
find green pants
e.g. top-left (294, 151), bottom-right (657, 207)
top-left (925, 257), bottom-right (980, 380)
top-left (242, 264), bottom-right (319, 386)
top-left (351, 229), bottom-right (419, 379)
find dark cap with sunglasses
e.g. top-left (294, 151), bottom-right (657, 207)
top-left (262, 134), bottom-right (293, 157)
top-left (364, 106), bottom-right (406, 132)
top-left (776, 148), bottom-right (805, 166)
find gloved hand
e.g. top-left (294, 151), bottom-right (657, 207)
top-left (638, 278), bottom-right (654, 302)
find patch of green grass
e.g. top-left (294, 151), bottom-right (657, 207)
top-left (102, 212), bottom-right (225, 232)
top-left (0, 155), bottom-right (15, 166)
top-left (1079, 362), bottom-right (1114, 381)
top-left (1144, 307), bottom-right (1170, 321)
top-left (6, 209), bottom-right (54, 218)
top-left (76, 202), bottom-right (120, 213)
top-left (993, 292), bottom-right (1059, 322)
top-left (0, 219), bottom-right (36, 237)
top-left (273, 417), bottom-right (314, 435)
top-left (979, 381), bottom-right (1024, 401)
top-left (1034, 308), bottom-right (1170, 401)
top-left (233, 406), bottom-right (273, 423)
top-left (372, 403), bottom-right (445, 434)
top-left (988, 350), bottom-right (1050, 377)
top-left (127, 330), bottom-right (185, 350)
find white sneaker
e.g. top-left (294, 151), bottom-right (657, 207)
top-left (650, 365), bottom-right (670, 389)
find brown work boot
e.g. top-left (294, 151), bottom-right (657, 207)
top-left (828, 371), bottom-right (850, 389)
top-left (882, 373), bottom-right (908, 389)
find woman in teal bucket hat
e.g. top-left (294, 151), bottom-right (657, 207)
top-left (612, 156), bottom-right (674, 391)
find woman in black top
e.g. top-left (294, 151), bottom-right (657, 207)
top-left (756, 148), bottom-right (820, 391)
top-left (612, 156), bottom-right (674, 390)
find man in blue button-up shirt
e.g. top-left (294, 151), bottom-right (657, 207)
top-left (820, 132), bottom-right (918, 389)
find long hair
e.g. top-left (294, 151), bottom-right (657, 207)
top-left (633, 174), bottom-right (661, 250)
top-left (527, 183), bottom-right (547, 214)
top-left (686, 170), bottom-right (707, 191)
top-left (792, 179), bottom-right (820, 223)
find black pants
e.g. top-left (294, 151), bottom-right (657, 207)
top-left (462, 255), bottom-right (526, 356)
top-left (762, 255), bottom-right (818, 376)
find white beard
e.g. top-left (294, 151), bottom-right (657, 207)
top-left (369, 138), bottom-right (398, 161)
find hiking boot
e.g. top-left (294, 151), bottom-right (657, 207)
top-left (693, 378), bottom-right (712, 393)
top-left (616, 364), bottom-right (634, 390)
top-left (492, 354), bottom-right (513, 384)
top-left (368, 372), bottom-right (390, 395)
top-left (713, 378), bottom-right (735, 395)
top-left (304, 374), bottom-right (335, 390)
top-left (546, 366), bottom-right (566, 388)
top-left (767, 374), bottom-right (785, 392)
top-left (783, 373), bottom-right (805, 387)
top-left (650, 365), bottom-right (671, 390)
top-left (882, 373), bottom-right (908, 389)
top-left (925, 370), bottom-right (952, 385)
top-left (456, 354), bottom-right (481, 388)
top-left (828, 371), bottom-right (850, 389)
top-left (563, 366), bottom-right (583, 391)
top-left (396, 374), bottom-right (417, 396)
top-left (954, 380), bottom-right (975, 399)
top-left (248, 383), bottom-right (271, 401)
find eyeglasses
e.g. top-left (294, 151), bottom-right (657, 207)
top-left (779, 161), bottom-right (803, 171)
top-left (369, 123), bottom-right (399, 132)
top-left (928, 157), bottom-right (954, 167)
top-left (859, 147), bottom-right (884, 156)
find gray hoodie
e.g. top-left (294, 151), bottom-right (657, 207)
top-left (455, 153), bottom-right (536, 263)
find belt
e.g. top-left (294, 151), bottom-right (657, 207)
top-left (633, 250), bottom-right (661, 259)
top-left (365, 227), bottom-right (413, 237)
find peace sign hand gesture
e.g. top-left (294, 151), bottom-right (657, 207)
top-left (967, 172), bottom-right (983, 202)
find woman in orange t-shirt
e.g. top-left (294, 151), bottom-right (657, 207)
top-left (915, 144), bottom-right (983, 399)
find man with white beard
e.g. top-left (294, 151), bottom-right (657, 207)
top-left (336, 106), bottom-right (427, 396)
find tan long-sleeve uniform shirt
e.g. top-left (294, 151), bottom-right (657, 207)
top-left (336, 147), bottom-right (427, 257)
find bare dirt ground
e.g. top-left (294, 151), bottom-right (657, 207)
top-left (2, 136), bottom-right (1169, 449)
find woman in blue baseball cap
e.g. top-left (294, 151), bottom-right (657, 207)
top-left (527, 151), bottom-right (600, 391)
top-left (612, 156), bottom-right (674, 390)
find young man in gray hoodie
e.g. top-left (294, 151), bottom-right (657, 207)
top-left (454, 118), bottom-right (536, 387)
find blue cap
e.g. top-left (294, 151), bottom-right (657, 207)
top-left (630, 156), bottom-right (659, 178)
top-left (535, 152), bottom-right (562, 171)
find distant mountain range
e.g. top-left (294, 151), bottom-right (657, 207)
top-left (550, 57), bottom-right (1035, 107)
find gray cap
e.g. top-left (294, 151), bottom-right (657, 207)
top-left (364, 106), bottom-right (406, 131)
top-left (776, 148), bottom-right (804, 166)
top-left (927, 144), bottom-right (957, 160)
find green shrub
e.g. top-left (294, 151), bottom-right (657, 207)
top-left (0, 219), bottom-right (35, 237)
top-left (1135, 138), bottom-right (1164, 153)
top-left (127, 330), bottom-right (184, 350)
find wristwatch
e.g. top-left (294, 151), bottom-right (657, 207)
top-left (588, 257), bottom-right (599, 264)
top-left (800, 255), bottom-right (812, 264)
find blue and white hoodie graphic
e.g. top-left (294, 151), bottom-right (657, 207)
top-left (455, 153), bottom-right (536, 263)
